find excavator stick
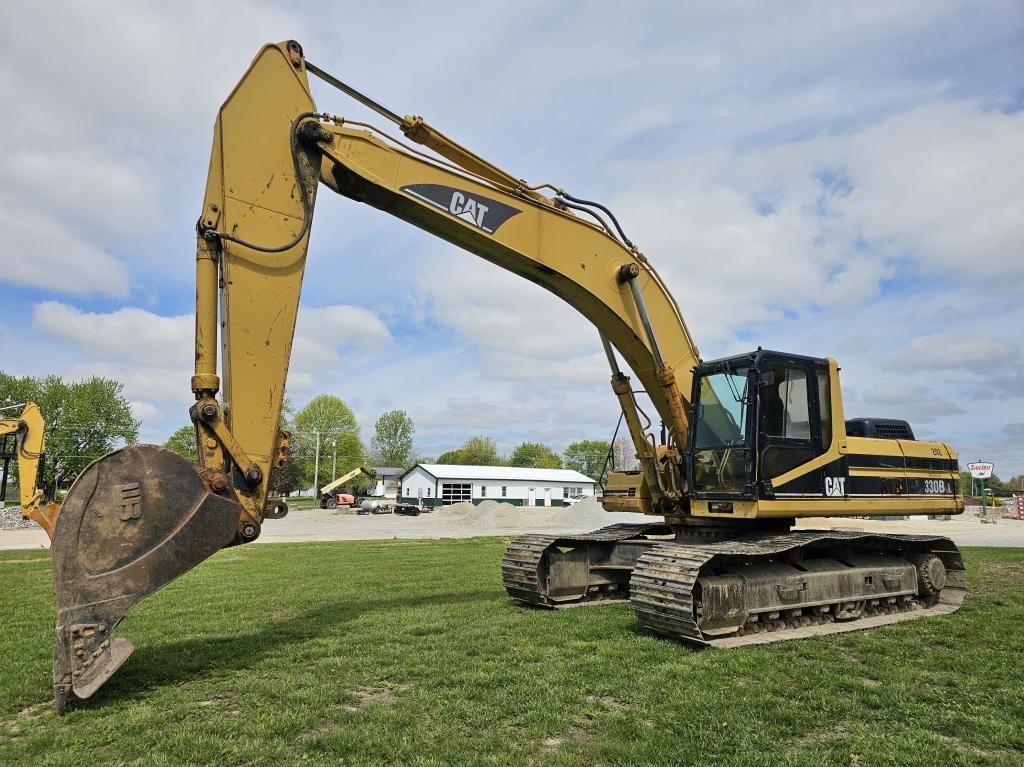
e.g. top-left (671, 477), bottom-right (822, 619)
top-left (48, 41), bottom-right (317, 712)
top-left (51, 445), bottom-right (240, 712)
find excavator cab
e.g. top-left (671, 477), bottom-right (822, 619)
top-left (688, 350), bottom-right (834, 500)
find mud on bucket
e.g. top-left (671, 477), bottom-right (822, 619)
top-left (50, 444), bottom-right (240, 712)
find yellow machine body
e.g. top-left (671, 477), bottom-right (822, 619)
top-left (44, 41), bottom-right (966, 711)
top-left (0, 402), bottom-right (60, 538)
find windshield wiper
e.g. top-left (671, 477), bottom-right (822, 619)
top-left (722, 362), bottom-right (748, 404)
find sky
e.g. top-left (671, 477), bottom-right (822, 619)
top-left (1, 2), bottom-right (1022, 476)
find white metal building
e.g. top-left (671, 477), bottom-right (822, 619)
top-left (371, 467), bottom-right (404, 499)
top-left (399, 464), bottom-right (597, 508)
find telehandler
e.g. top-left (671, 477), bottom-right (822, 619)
top-left (318, 466), bottom-right (376, 509)
top-left (47, 41), bottom-right (964, 712)
top-left (0, 402), bottom-right (60, 538)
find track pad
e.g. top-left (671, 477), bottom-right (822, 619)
top-left (51, 444), bottom-right (240, 712)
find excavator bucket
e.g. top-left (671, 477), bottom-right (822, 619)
top-left (26, 502), bottom-right (61, 540)
top-left (50, 444), bottom-right (241, 712)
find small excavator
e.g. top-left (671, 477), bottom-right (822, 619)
top-left (0, 402), bottom-right (61, 538)
top-left (45, 41), bottom-right (964, 712)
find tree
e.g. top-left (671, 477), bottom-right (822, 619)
top-left (509, 441), bottom-right (562, 469)
top-left (563, 439), bottom-right (611, 481)
top-left (268, 450), bottom-right (304, 496)
top-left (437, 435), bottom-right (502, 465)
top-left (0, 371), bottom-right (139, 490)
top-left (611, 436), bottom-right (639, 472)
top-left (293, 394), bottom-right (365, 490)
top-left (163, 426), bottom-right (198, 463)
top-left (370, 409), bottom-right (415, 467)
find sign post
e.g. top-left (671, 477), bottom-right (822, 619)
top-left (968, 462), bottom-right (995, 523)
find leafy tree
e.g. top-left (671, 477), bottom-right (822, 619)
top-left (437, 436), bottom-right (502, 466)
top-left (370, 409), bottom-right (415, 467)
top-left (509, 441), bottom-right (562, 469)
top-left (163, 425), bottom-right (198, 463)
top-left (293, 394), bottom-right (365, 490)
top-left (563, 439), bottom-right (611, 481)
top-left (0, 372), bottom-right (139, 491)
top-left (268, 450), bottom-right (304, 496)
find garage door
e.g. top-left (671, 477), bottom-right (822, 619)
top-left (441, 483), bottom-right (472, 504)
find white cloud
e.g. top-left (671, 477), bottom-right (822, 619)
top-left (30, 299), bottom-right (393, 435)
top-left (291, 305), bottom-right (392, 372)
top-left (885, 332), bottom-right (1020, 372)
top-left (0, 200), bottom-right (130, 297)
top-left (609, 102), bottom-right (1024, 349)
top-left (416, 254), bottom-right (599, 359)
top-left (0, 2), bottom-right (313, 300)
top-left (861, 382), bottom-right (966, 423)
top-left (32, 302), bottom-right (193, 367)
top-left (129, 401), bottom-right (162, 422)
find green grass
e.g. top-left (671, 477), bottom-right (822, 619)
top-left (1, 541), bottom-right (1022, 767)
top-left (271, 496), bottom-right (319, 510)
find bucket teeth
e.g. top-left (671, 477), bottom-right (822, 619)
top-left (53, 622), bottom-right (135, 713)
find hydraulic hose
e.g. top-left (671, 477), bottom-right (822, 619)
top-left (200, 111), bottom-right (324, 254)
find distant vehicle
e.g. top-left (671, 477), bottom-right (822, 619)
top-left (564, 495), bottom-right (585, 506)
top-left (319, 466), bottom-right (376, 509)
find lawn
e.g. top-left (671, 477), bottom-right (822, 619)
top-left (1, 539), bottom-right (1022, 767)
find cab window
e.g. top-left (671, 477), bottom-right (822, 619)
top-left (817, 369), bottom-right (832, 449)
top-left (763, 366), bottom-right (810, 440)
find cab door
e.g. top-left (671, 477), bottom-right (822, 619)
top-left (757, 358), bottom-right (830, 494)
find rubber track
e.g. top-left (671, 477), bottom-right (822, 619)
top-left (630, 530), bottom-right (966, 647)
top-left (501, 523), bottom-right (670, 607)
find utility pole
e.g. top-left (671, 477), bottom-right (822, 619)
top-left (313, 430), bottom-right (321, 494)
top-left (331, 439), bottom-right (337, 481)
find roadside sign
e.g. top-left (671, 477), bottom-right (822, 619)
top-left (967, 462), bottom-right (994, 479)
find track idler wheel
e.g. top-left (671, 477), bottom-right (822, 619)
top-left (911, 553), bottom-right (947, 598)
top-left (51, 445), bottom-right (241, 712)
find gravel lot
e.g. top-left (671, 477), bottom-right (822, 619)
top-left (2, 498), bottom-right (1021, 550)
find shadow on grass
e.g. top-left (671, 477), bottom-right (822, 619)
top-left (76, 589), bottom-right (497, 711)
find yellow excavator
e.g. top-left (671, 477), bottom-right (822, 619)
top-left (46, 41), bottom-right (964, 712)
top-left (0, 402), bottom-right (61, 538)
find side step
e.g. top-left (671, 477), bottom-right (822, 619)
top-left (501, 523), bottom-right (673, 608)
top-left (630, 530), bottom-right (965, 646)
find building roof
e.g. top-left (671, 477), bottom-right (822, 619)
top-left (372, 467), bottom-right (405, 477)
top-left (404, 463), bottom-right (596, 483)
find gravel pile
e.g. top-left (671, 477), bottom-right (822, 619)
top-left (0, 506), bottom-right (37, 530)
top-left (423, 497), bottom-right (659, 533)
